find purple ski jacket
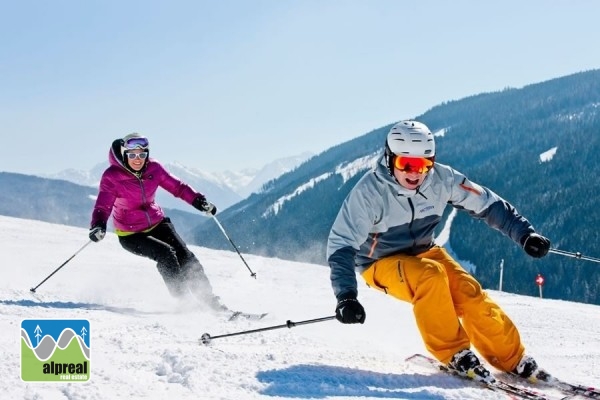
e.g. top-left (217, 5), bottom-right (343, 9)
top-left (90, 144), bottom-right (202, 233)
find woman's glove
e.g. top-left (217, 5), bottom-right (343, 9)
top-left (192, 195), bottom-right (217, 216)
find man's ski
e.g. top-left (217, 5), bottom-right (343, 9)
top-left (547, 379), bottom-right (600, 399)
top-left (406, 353), bottom-right (550, 400)
top-left (549, 380), bottom-right (600, 399)
top-left (505, 370), bottom-right (600, 399)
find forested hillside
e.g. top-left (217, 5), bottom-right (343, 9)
top-left (193, 69), bottom-right (600, 305)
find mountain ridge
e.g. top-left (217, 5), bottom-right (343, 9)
top-left (37, 152), bottom-right (314, 211)
top-left (192, 68), bottom-right (600, 305)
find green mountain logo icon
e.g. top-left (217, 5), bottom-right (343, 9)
top-left (21, 319), bottom-right (90, 382)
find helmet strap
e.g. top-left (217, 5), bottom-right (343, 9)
top-left (384, 142), bottom-right (395, 176)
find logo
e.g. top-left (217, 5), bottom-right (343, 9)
top-left (21, 319), bottom-right (90, 382)
top-left (459, 180), bottom-right (483, 196)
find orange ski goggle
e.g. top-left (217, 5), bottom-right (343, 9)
top-left (393, 156), bottom-right (435, 174)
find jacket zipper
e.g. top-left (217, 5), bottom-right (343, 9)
top-left (407, 197), bottom-right (417, 248)
top-left (135, 175), bottom-right (152, 228)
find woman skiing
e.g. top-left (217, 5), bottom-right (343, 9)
top-left (89, 133), bottom-right (223, 309)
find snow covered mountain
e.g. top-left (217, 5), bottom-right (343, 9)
top-left (213, 151), bottom-right (315, 198)
top-left (41, 152), bottom-right (314, 211)
top-left (3, 215), bottom-right (600, 399)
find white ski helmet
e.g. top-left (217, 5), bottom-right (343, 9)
top-left (385, 120), bottom-right (435, 175)
top-left (386, 120), bottom-right (435, 157)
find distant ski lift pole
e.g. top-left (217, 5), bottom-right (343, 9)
top-left (535, 273), bottom-right (545, 298)
top-left (211, 215), bottom-right (257, 278)
top-left (498, 259), bottom-right (504, 292)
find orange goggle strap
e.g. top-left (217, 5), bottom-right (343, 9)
top-left (393, 156), bottom-right (435, 173)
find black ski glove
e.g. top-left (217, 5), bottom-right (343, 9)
top-left (89, 221), bottom-right (106, 242)
top-left (335, 294), bottom-right (366, 324)
top-left (521, 233), bottom-right (551, 258)
top-left (192, 195), bottom-right (217, 216)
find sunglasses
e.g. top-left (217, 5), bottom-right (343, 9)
top-left (393, 156), bottom-right (435, 174)
top-left (124, 137), bottom-right (149, 150)
top-left (126, 152), bottom-right (148, 160)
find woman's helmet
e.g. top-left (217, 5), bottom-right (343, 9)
top-left (117, 133), bottom-right (150, 175)
top-left (384, 121), bottom-right (435, 175)
top-left (121, 133), bottom-right (149, 160)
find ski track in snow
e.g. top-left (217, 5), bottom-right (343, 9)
top-left (2, 215), bottom-right (600, 399)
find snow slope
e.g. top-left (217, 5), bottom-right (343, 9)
top-left (2, 215), bottom-right (599, 399)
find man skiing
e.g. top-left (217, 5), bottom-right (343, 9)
top-left (327, 120), bottom-right (551, 383)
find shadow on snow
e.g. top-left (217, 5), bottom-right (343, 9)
top-left (0, 298), bottom-right (163, 316)
top-left (256, 364), bottom-right (451, 399)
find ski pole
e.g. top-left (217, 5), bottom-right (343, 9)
top-left (200, 315), bottom-right (336, 345)
top-left (211, 215), bottom-right (257, 278)
top-left (30, 240), bottom-right (93, 293)
top-left (549, 248), bottom-right (600, 264)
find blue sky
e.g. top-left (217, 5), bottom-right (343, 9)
top-left (1, 1), bottom-right (599, 175)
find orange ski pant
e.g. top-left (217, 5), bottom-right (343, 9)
top-left (361, 246), bottom-right (524, 372)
